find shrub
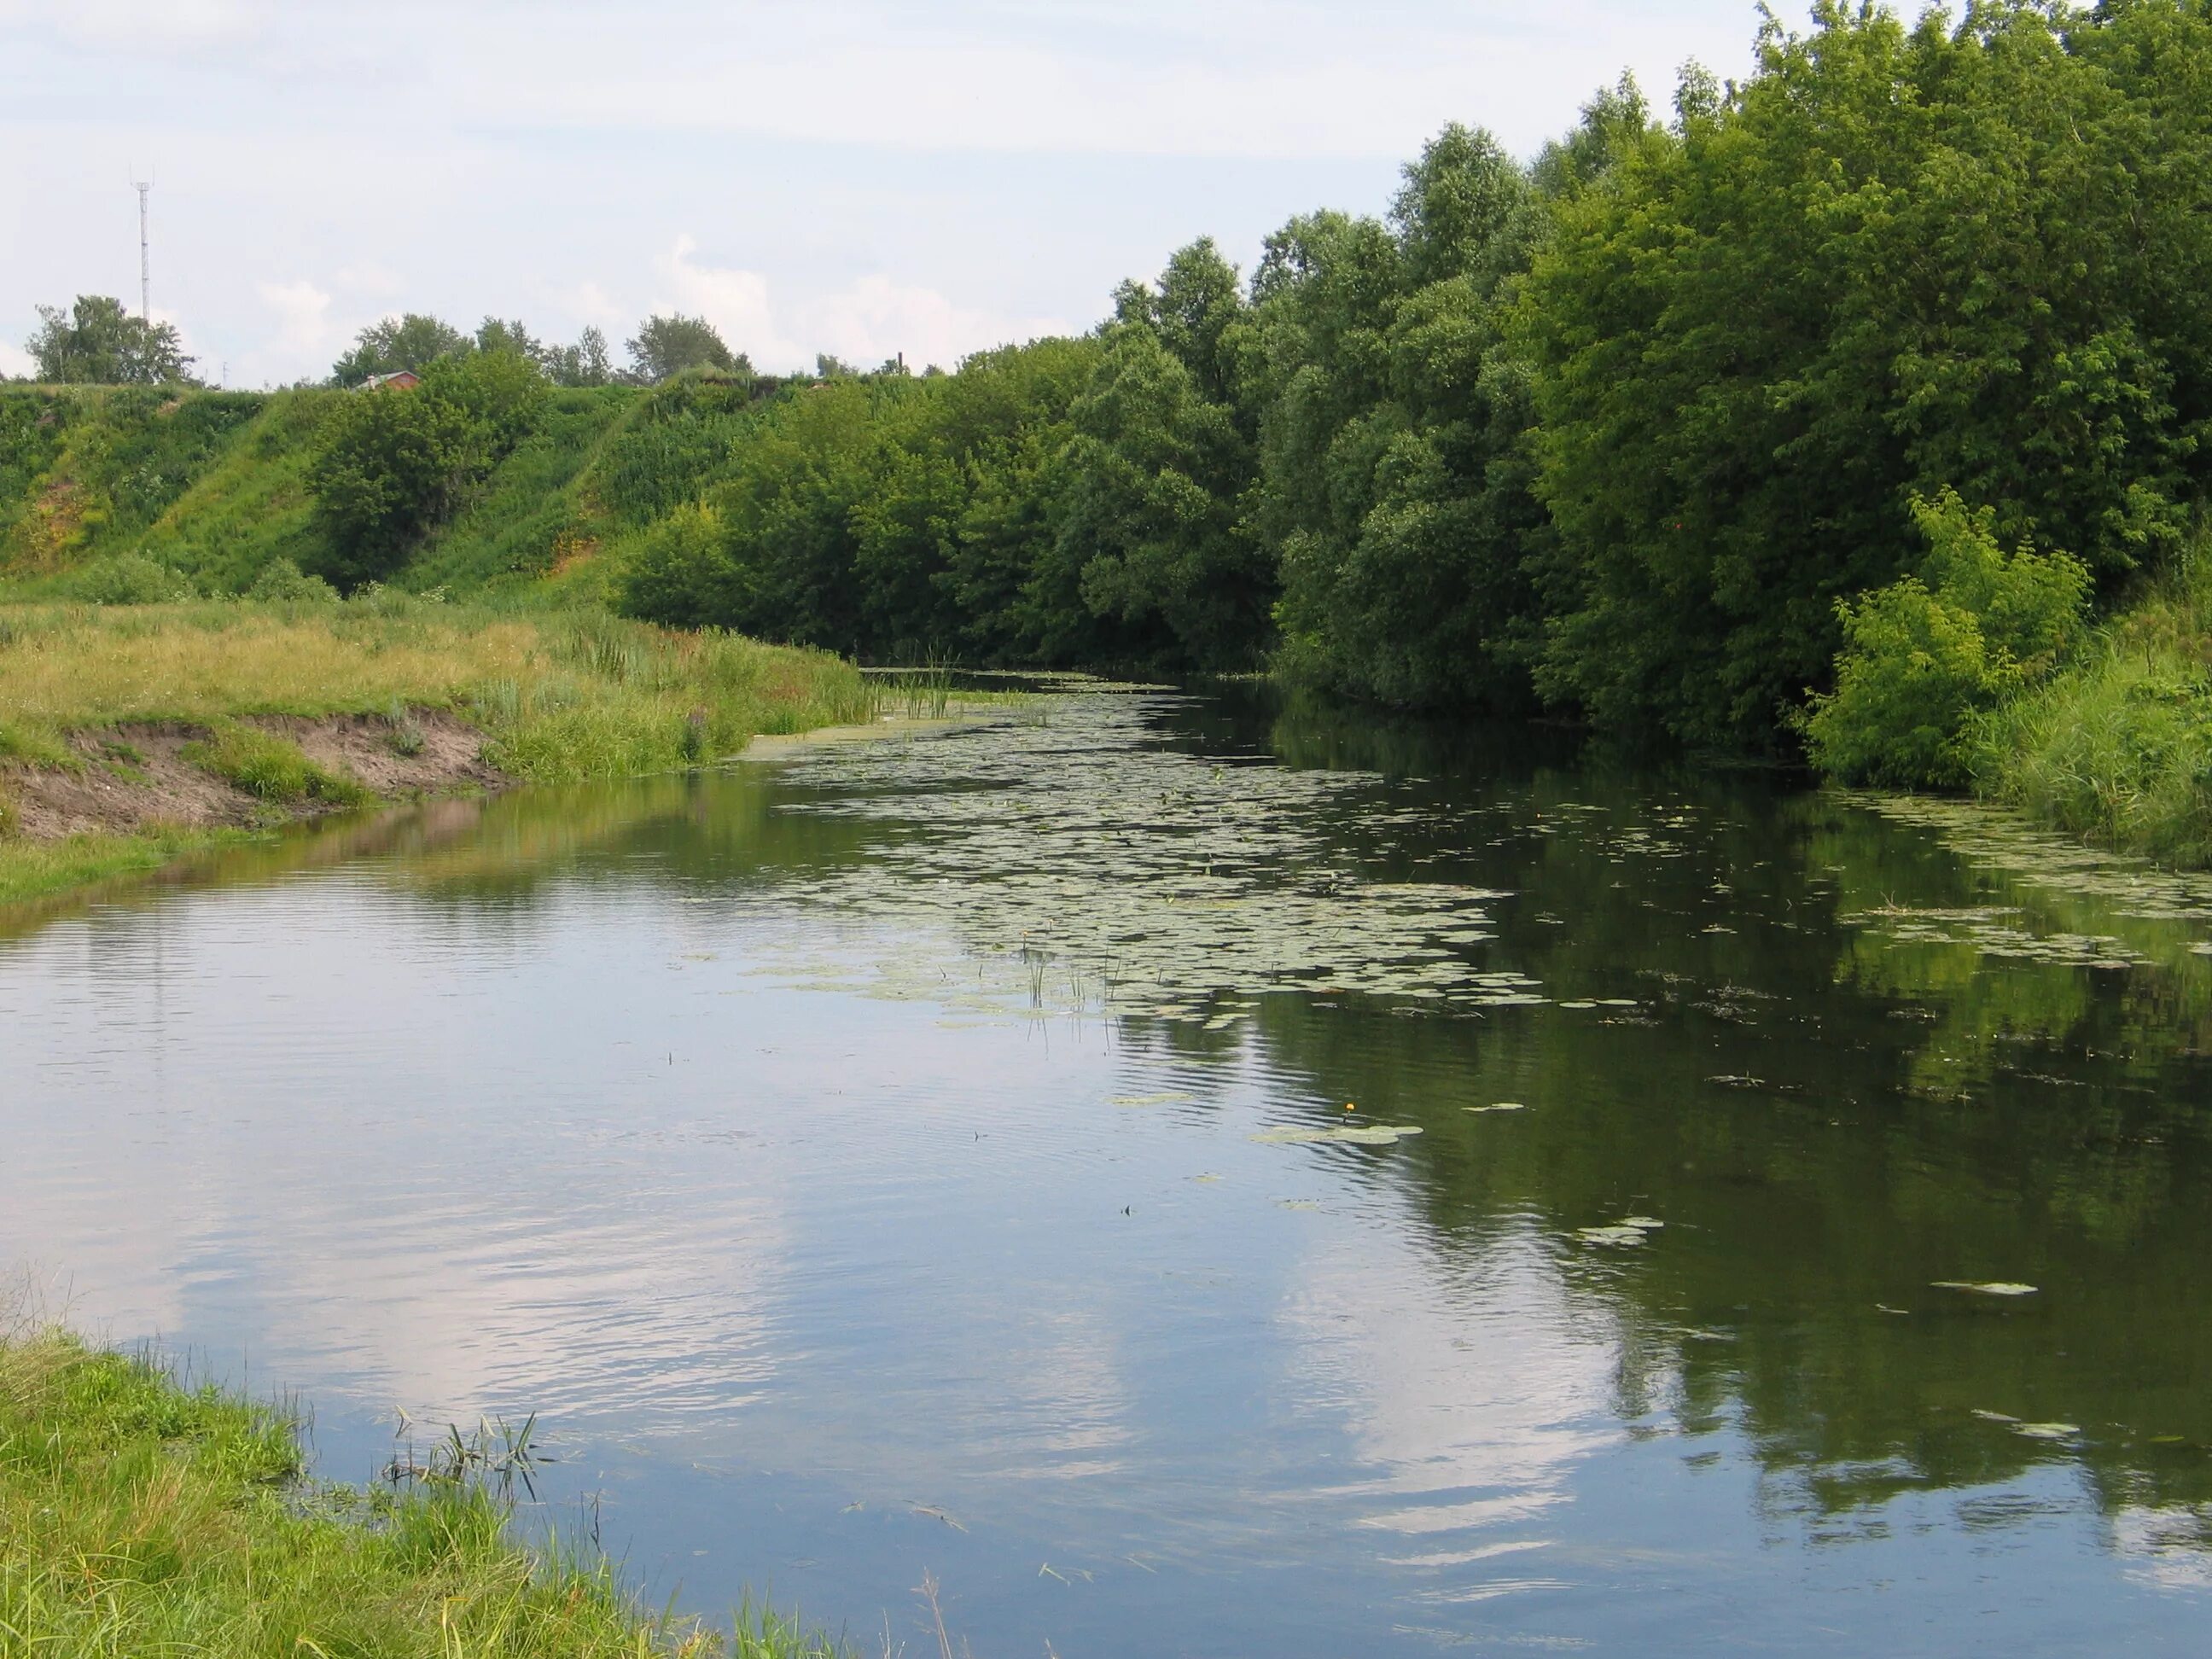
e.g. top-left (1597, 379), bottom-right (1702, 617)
top-left (1800, 489), bottom-right (2088, 788)
top-left (68, 552), bottom-right (198, 605)
top-left (246, 557), bottom-right (340, 603)
top-left (305, 351), bottom-right (549, 590)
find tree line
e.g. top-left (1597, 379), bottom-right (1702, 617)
top-left (609, 0), bottom-right (2212, 763)
top-left (20, 2), bottom-right (2212, 771)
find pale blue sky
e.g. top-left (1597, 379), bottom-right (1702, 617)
top-left (0, 2), bottom-right (1800, 384)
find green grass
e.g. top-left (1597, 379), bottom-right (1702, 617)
top-left (1976, 553), bottom-right (2212, 865)
top-left (0, 597), bottom-right (886, 909)
top-left (134, 393), bottom-right (341, 593)
top-left (181, 721), bottom-right (373, 807)
top-left (0, 1325), bottom-right (848, 1657)
top-left (0, 387), bottom-right (277, 584)
top-left (401, 388), bottom-right (638, 596)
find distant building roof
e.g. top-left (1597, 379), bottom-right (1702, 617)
top-left (357, 370), bottom-right (422, 391)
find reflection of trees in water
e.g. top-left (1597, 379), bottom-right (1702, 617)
top-left (1230, 696), bottom-right (2212, 1533)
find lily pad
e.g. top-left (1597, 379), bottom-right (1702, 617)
top-left (1465, 1101), bottom-right (1528, 1114)
top-left (1250, 1123), bottom-right (1424, 1146)
top-left (1931, 1280), bottom-right (2040, 1297)
top-left (2013, 1422), bottom-right (2079, 1441)
top-left (1576, 1225), bottom-right (1649, 1248)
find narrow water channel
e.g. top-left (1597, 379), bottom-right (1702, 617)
top-left (6, 687), bottom-right (2211, 1655)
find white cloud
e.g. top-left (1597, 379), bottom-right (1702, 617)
top-left (38, 0), bottom-right (263, 50)
top-left (653, 236), bottom-right (807, 370)
top-left (258, 278), bottom-right (338, 354)
top-left (553, 280), bottom-right (631, 334)
top-left (655, 237), bottom-right (1079, 375)
top-left (0, 338), bottom-right (32, 379)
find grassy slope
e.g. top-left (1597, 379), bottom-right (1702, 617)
top-left (1977, 555), bottom-right (2212, 864)
top-left (0, 1328), bottom-right (841, 1657)
top-left (0, 388), bottom-right (277, 582)
top-left (0, 598), bottom-right (879, 906)
top-left (400, 387), bottom-right (639, 596)
top-left (0, 385), bottom-right (655, 602)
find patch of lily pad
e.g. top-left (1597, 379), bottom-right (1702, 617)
top-left (725, 695), bottom-right (1549, 1022)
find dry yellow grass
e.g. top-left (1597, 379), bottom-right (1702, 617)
top-left (0, 604), bottom-right (542, 727)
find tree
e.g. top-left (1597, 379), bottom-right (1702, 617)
top-left (625, 313), bottom-right (748, 383)
top-left (331, 313), bottom-right (470, 385)
top-left (26, 295), bottom-right (196, 385)
top-left (305, 348), bottom-right (549, 588)
top-left (545, 326), bottom-right (614, 387)
top-left (1050, 322), bottom-right (1266, 668)
top-left (474, 317), bottom-right (544, 361)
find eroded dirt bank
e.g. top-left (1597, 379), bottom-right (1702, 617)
top-left (3, 710), bottom-right (504, 840)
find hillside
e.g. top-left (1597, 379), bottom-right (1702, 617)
top-left (0, 376), bottom-right (789, 602)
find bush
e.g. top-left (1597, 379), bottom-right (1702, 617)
top-left (1800, 489), bottom-right (2089, 789)
top-left (68, 552), bottom-right (198, 605)
top-left (305, 351), bottom-right (549, 590)
top-left (613, 501), bottom-right (731, 629)
top-left (246, 558), bottom-right (340, 603)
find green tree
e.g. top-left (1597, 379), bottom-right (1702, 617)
top-left (305, 349), bottom-right (549, 588)
top-left (26, 295), bottom-right (196, 385)
top-left (331, 313), bottom-right (472, 385)
top-left (544, 326), bottom-right (614, 387)
top-left (625, 314), bottom-right (748, 383)
top-left (1520, 2), bottom-right (2212, 748)
top-left (1050, 320), bottom-right (1266, 668)
top-left (1257, 125), bottom-right (1551, 709)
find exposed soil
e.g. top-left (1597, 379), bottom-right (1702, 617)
top-left (0, 710), bottom-right (505, 841)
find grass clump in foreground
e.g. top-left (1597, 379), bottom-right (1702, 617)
top-left (0, 1326), bottom-right (847, 1657)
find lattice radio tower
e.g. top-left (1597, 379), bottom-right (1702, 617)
top-left (131, 170), bottom-right (154, 323)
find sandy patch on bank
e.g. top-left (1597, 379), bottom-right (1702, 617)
top-left (2, 710), bottom-right (503, 840)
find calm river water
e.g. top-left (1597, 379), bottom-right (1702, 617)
top-left (6, 687), bottom-right (2212, 1655)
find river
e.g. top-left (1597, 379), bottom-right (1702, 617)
top-left (5, 684), bottom-right (2210, 1655)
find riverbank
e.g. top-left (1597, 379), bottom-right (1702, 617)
top-left (1974, 562), bottom-right (2212, 868)
top-left (0, 598), bottom-right (878, 906)
top-left (0, 1324), bottom-right (842, 1656)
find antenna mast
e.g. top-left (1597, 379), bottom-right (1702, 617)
top-left (131, 172), bottom-right (153, 323)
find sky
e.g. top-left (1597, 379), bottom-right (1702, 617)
top-left (0, 1), bottom-right (1789, 386)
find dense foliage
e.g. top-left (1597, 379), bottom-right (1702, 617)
top-left (23, 295), bottom-right (196, 386)
top-left (1798, 489), bottom-right (2090, 787)
top-left (304, 351), bottom-right (547, 588)
top-left (605, 2), bottom-right (2212, 729)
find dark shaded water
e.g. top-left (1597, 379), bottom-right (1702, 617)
top-left (6, 688), bottom-right (2212, 1655)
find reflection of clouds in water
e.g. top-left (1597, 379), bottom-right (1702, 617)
top-left (978, 1306), bottom-right (1134, 1482)
top-left (2113, 1505), bottom-right (2212, 1592)
top-left (0, 878), bottom-right (800, 1429)
top-left (1277, 1218), bottom-right (1620, 1547)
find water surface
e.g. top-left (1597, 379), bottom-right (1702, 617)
top-left (6, 688), bottom-right (2212, 1655)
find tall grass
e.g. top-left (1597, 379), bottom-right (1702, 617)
top-left (0, 1324), bottom-right (850, 1657)
top-left (0, 598), bottom-right (882, 908)
top-left (0, 599), bottom-right (876, 776)
top-left (1976, 531), bottom-right (2212, 864)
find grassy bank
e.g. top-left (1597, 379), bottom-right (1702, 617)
top-left (0, 1325), bottom-right (841, 1656)
top-left (1976, 557), bottom-right (2212, 866)
top-left (0, 597), bottom-right (880, 907)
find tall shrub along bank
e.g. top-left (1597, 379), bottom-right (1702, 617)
top-left (1798, 489), bottom-right (2090, 789)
